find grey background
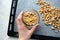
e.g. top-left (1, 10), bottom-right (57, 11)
top-left (14, 0), bottom-right (60, 38)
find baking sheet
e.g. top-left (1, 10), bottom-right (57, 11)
top-left (14, 0), bottom-right (60, 37)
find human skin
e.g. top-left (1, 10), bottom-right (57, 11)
top-left (16, 11), bottom-right (39, 40)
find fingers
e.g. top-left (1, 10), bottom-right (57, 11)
top-left (30, 24), bottom-right (39, 34)
top-left (17, 11), bottom-right (23, 19)
top-left (16, 11), bottom-right (24, 26)
top-left (16, 11), bottom-right (28, 30)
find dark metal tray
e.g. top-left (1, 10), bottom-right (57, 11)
top-left (7, 0), bottom-right (60, 40)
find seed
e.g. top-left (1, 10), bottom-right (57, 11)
top-left (51, 27), bottom-right (55, 30)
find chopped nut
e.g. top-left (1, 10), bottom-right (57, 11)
top-left (51, 27), bottom-right (55, 30)
top-left (37, 0), bottom-right (60, 32)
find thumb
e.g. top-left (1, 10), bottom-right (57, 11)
top-left (30, 24), bottom-right (39, 34)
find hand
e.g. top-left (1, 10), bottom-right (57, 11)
top-left (16, 11), bottom-right (39, 40)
